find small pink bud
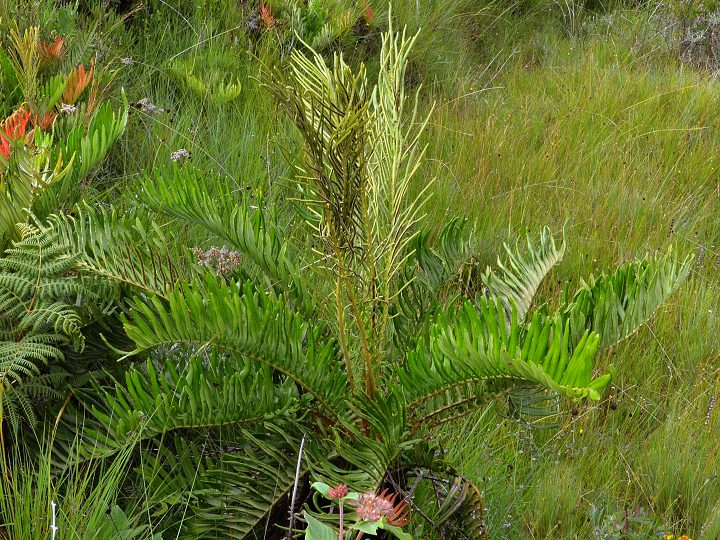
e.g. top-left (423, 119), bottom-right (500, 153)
top-left (328, 484), bottom-right (348, 499)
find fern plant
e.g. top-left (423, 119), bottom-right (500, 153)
top-left (0, 222), bottom-right (102, 434)
top-left (48, 24), bottom-right (692, 539)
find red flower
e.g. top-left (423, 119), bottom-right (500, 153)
top-left (0, 107), bottom-right (33, 159)
top-left (362, 1), bottom-right (375, 24)
top-left (328, 484), bottom-right (348, 500)
top-left (36, 111), bottom-right (57, 131)
top-left (259, 3), bottom-right (275, 28)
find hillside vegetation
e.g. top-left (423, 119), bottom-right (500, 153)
top-left (0, 1), bottom-right (718, 539)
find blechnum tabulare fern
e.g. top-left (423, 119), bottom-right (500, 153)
top-left (3, 23), bottom-right (691, 540)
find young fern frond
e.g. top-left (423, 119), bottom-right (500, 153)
top-left (6, 24), bottom-right (39, 104)
top-left (266, 44), bottom-right (371, 255)
top-left (483, 226), bottom-right (566, 320)
top-left (367, 24), bottom-right (433, 305)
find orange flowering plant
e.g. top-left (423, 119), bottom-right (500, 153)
top-left (0, 23), bottom-right (128, 247)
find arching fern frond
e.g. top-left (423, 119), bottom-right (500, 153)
top-left (138, 166), bottom-right (312, 312)
top-left (49, 204), bottom-right (190, 299)
top-left (563, 249), bottom-right (691, 352)
top-left (0, 222), bottom-right (90, 347)
top-left (121, 275), bottom-right (347, 418)
top-left (483, 226), bottom-right (565, 321)
top-left (58, 352), bottom-right (300, 462)
top-left (399, 297), bottom-right (610, 430)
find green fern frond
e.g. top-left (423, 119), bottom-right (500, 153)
top-left (265, 44), bottom-right (371, 255)
top-left (121, 275), bottom-right (346, 418)
top-left (138, 167), bottom-right (311, 311)
top-left (400, 297), bottom-right (609, 430)
top-left (483, 226), bottom-right (565, 320)
top-left (0, 222), bottom-right (91, 431)
top-left (564, 248), bottom-right (692, 352)
top-left (60, 352), bottom-right (299, 461)
top-left (50, 204), bottom-right (190, 299)
top-left (137, 424), bottom-right (306, 539)
top-left (1, 222), bottom-right (89, 346)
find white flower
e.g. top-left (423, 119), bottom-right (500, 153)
top-left (171, 148), bottom-right (191, 164)
top-left (136, 98), bottom-right (165, 115)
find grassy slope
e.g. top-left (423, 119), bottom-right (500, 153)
top-left (419, 9), bottom-right (720, 540)
top-left (33, 1), bottom-right (720, 537)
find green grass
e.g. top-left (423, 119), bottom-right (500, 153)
top-left (422, 9), bottom-right (720, 539)
top-left (5, 0), bottom-right (720, 537)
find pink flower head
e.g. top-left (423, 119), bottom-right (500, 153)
top-left (351, 489), bottom-right (410, 526)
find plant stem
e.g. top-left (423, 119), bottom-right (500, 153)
top-left (287, 434), bottom-right (307, 539)
top-left (335, 256), bottom-right (356, 393)
top-left (338, 503), bottom-right (344, 540)
top-left (345, 277), bottom-right (375, 399)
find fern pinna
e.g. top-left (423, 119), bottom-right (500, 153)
top-left (16, 25), bottom-right (691, 540)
